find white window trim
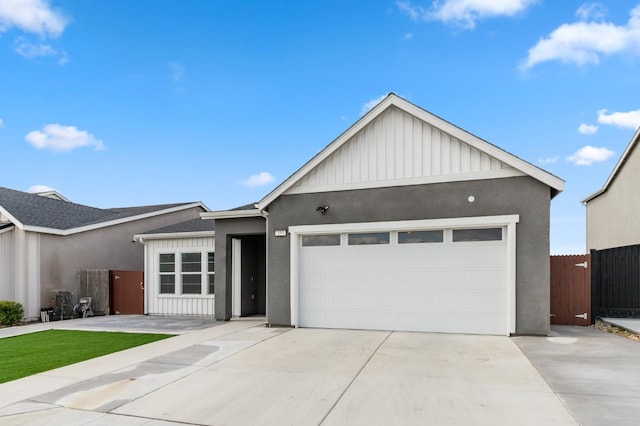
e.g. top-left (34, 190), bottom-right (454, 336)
top-left (154, 248), bottom-right (216, 297)
top-left (288, 214), bottom-right (519, 335)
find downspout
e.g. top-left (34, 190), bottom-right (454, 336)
top-left (258, 206), bottom-right (270, 326)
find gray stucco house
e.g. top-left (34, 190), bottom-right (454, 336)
top-left (0, 187), bottom-right (207, 319)
top-left (583, 127), bottom-right (640, 251)
top-left (202, 94), bottom-right (564, 336)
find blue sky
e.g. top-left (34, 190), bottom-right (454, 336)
top-left (1, 0), bottom-right (639, 254)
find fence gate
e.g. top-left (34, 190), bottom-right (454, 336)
top-left (550, 255), bottom-right (591, 325)
top-left (110, 270), bottom-right (144, 315)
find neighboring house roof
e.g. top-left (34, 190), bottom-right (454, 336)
top-left (257, 93), bottom-right (564, 210)
top-left (0, 186), bottom-right (208, 235)
top-left (582, 126), bottom-right (640, 204)
top-left (134, 218), bottom-right (216, 241)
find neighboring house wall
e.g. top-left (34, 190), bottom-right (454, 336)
top-left (266, 176), bottom-right (551, 334)
top-left (214, 216), bottom-right (266, 321)
top-left (0, 229), bottom-right (15, 302)
top-left (38, 207), bottom-right (204, 316)
top-left (0, 228), bottom-right (40, 318)
top-left (587, 143), bottom-right (640, 250)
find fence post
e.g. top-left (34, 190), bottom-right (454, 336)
top-left (590, 249), bottom-right (598, 323)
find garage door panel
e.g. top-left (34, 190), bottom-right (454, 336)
top-left (298, 226), bottom-right (509, 335)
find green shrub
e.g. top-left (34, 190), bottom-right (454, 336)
top-left (0, 300), bottom-right (24, 326)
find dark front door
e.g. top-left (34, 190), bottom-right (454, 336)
top-left (240, 235), bottom-right (266, 316)
top-left (110, 270), bottom-right (144, 314)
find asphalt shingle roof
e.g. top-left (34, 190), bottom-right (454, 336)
top-left (142, 218), bottom-right (215, 235)
top-left (0, 187), bottom-right (196, 231)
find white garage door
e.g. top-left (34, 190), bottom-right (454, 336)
top-left (295, 221), bottom-right (512, 335)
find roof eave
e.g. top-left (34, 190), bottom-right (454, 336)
top-left (134, 230), bottom-right (216, 242)
top-left (200, 209), bottom-right (265, 220)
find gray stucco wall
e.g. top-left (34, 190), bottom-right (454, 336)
top-left (213, 216), bottom-right (266, 321)
top-left (266, 176), bottom-right (552, 335)
top-left (586, 142), bottom-right (640, 250)
top-left (39, 207), bottom-right (204, 309)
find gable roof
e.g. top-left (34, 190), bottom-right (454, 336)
top-left (257, 93), bottom-right (564, 210)
top-left (0, 186), bottom-right (208, 235)
top-left (582, 126), bottom-right (640, 204)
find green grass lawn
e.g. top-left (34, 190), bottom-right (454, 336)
top-left (0, 329), bottom-right (172, 384)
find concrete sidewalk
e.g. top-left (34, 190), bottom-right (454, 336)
top-left (601, 317), bottom-right (640, 334)
top-left (0, 318), bottom-right (576, 425)
top-left (0, 315), bottom-right (220, 339)
top-left (514, 325), bottom-right (640, 426)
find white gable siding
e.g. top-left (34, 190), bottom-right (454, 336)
top-left (144, 236), bottom-right (215, 316)
top-left (286, 107), bottom-right (524, 195)
top-left (0, 230), bottom-right (15, 302)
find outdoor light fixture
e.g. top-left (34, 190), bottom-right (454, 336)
top-left (316, 205), bottom-right (329, 215)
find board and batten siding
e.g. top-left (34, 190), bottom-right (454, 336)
top-left (0, 229), bottom-right (15, 301)
top-left (144, 236), bottom-right (216, 316)
top-left (287, 106), bottom-right (524, 195)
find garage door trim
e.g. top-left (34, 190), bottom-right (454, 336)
top-left (289, 214), bottom-right (519, 334)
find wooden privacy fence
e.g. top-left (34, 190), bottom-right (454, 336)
top-left (591, 244), bottom-right (640, 319)
top-left (550, 255), bottom-right (591, 326)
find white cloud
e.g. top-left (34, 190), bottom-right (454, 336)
top-left (14, 37), bottom-right (57, 58)
top-left (404, 32), bottom-right (414, 40)
top-left (25, 124), bottom-right (106, 152)
top-left (566, 145), bottom-right (614, 165)
top-left (0, 118), bottom-right (4, 128)
top-left (240, 172), bottom-right (275, 188)
top-left (521, 4), bottom-right (640, 70)
top-left (578, 123), bottom-right (598, 134)
top-left (397, 0), bottom-right (537, 29)
top-left (576, 3), bottom-right (607, 21)
top-left (361, 94), bottom-right (388, 115)
top-left (538, 156), bottom-right (559, 164)
top-left (597, 109), bottom-right (640, 130)
top-left (27, 184), bottom-right (55, 193)
top-left (0, 0), bottom-right (68, 37)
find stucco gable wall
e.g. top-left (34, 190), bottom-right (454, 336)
top-left (587, 143), bottom-right (640, 250)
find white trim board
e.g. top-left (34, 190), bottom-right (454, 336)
top-left (288, 214), bottom-right (519, 335)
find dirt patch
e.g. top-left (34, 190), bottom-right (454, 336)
top-left (594, 319), bottom-right (640, 342)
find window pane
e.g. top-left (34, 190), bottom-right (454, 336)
top-left (208, 273), bottom-right (215, 294)
top-left (208, 252), bottom-right (215, 272)
top-left (398, 230), bottom-right (443, 244)
top-left (182, 252), bottom-right (201, 272)
top-left (160, 275), bottom-right (175, 294)
top-left (453, 228), bottom-right (502, 242)
top-left (159, 253), bottom-right (175, 272)
top-left (302, 234), bottom-right (341, 247)
top-left (182, 274), bottom-right (201, 294)
top-left (348, 232), bottom-right (390, 245)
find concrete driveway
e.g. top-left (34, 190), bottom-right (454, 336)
top-left (0, 319), bottom-right (575, 425)
top-left (514, 325), bottom-right (640, 426)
